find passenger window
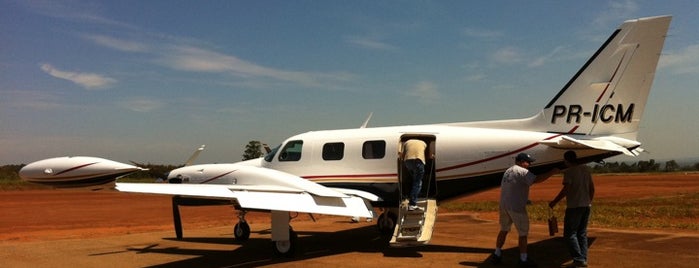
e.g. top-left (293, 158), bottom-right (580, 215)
top-left (362, 140), bottom-right (386, 159)
top-left (322, 142), bottom-right (345, 161)
top-left (278, 140), bottom-right (303, 161)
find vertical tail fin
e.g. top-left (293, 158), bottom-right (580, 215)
top-left (536, 15), bottom-right (671, 139)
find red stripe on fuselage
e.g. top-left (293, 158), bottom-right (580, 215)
top-left (54, 162), bottom-right (99, 176)
top-left (436, 132), bottom-right (567, 172)
top-left (301, 127), bottom-right (578, 182)
top-left (200, 170), bottom-right (236, 184)
top-left (303, 173), bottom-right (396, 180)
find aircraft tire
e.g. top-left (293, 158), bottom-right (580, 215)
top-left (272, 227), bottom-right (297, 257)
top-left (234, 221), bottom-right (250, 241)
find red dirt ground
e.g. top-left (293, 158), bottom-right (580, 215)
top-left (1, 173), bottom-right (698, 267)
top-left (2, 173), bottom-right (698, 242)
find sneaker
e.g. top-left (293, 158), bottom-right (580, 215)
top-left (408, 205), bottom-right (423, 211)
top-left (572, 260), bottom-right (588, 267)
top-left (518, 258), bottom-right (538, 268)
top-left (489, 253), bottom-right (502, 265)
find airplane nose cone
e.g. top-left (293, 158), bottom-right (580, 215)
top-left (18, 166), bottom-right (32, 181)
top-left (18, 162), bottom-right (49, 182)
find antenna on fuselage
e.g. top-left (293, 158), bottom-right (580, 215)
top-left (360, 112), bottom-right (373, 128)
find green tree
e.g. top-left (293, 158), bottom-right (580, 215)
top-left (664, 160), bottom-right (680, 172)
top-left (0, 164), bottom-right (23, 181)
top-left (242, 140), bottom-right (263, 160)
top-left (637, 159), bottom-right (660, 172)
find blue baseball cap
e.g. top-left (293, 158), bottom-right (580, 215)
top-left (515, 153), bottom-right (536, 163)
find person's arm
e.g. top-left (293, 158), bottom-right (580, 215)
top-left (549, 184), bottom-right (568, 208)
top-left (589, 176), bottom-right (595, 203)
top-left (400, 142), bottom-right (406, 160)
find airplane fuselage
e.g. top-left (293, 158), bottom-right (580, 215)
top-left (167, 124), bottom-right (615, 206)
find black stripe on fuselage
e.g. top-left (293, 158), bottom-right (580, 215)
top-left (31, 171), bottom-right (135, 188)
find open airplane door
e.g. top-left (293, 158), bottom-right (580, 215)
top-left (391, 134), bottom-right (438, 247)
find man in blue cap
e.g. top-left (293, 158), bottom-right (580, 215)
top-left (490, 152), bottom-right (560, 268)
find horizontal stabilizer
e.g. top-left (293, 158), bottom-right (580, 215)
top-left (538, 135), bottom-right (641, 156)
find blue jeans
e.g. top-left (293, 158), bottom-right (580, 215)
top-left (404, 159), bottom-right (424, 206)
top-left (564, 206), bottom-right (591, 263)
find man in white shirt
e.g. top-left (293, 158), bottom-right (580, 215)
top-left (491, 152), bottom-right (559, 268)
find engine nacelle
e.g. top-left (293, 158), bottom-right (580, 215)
top-left (19, 156), bottom-right (143, 188)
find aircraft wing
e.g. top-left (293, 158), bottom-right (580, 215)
top-left (538, 135), bottom-right (642, 156)
top-left (115, 182), bottom-right (375, 218)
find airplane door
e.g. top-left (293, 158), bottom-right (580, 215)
top-left (398, 135), bottom-right (437, 202)
top-left (392, 134), bottom-right (438, 247)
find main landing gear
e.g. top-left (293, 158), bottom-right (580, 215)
top-left (233, 211), bottom-right (251, 241)
top-left (270, 210), bottom-right (297, 257)
top-left (171, 197), bottom-right (298, 257)
top-left (232, 210), bottom-right (297, 257)
top-left (377, 209), bottom-right (398, 235)
top-left (272, 226), bottom-right (298, 257)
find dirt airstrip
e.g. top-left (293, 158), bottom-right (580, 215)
top-left (1, 173), bottom-right (698, 267)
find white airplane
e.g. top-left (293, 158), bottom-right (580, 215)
top-left (19, 15), bottom-right (671, 256)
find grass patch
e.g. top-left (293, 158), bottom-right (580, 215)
top-left (0, 177), bottom-right (158, 191)
top-left (442, 192), bottom-right (699, 231)
top-left (0, 179), bottom-right (49, 190)
top-left (442, 200), bottom-right (500, 212)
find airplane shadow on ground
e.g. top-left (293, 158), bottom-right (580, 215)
top-left (459, 237), bottom-right (597, 268)
top-left (124, 224), bottom-right (596, 268)
top-left (125, 224), bottom-right (492, 268)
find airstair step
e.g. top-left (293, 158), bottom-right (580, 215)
top-left (400, 224), bottom-right (422, 229)
top-left (390, 199), bottom-right (438, 247)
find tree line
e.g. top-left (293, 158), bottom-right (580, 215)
top-left (590, 159), bottom-right (699, 173)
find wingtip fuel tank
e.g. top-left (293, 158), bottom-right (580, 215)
top-left (19, 156), bottom-right (143, 188)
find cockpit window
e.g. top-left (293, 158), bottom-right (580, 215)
top-left (278, 140), bottom-right (303, 161)
top-left (263, 144), bottom-right (280, 162)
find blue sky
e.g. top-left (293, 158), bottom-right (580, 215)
top-left (1, 0), bottom-right (698, 165)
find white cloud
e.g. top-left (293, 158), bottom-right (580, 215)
top-left (491, 46), bottom-right (524, 65)
top-left (22, 0), bottom-right (136, 29)
top-left (119, 98), bottom-right (164, 112)
top-left (465, 73), bottom-right (485, 82)
top-left (161, 46), bottom-right (351, 88)
top-left (659, 44), bottom-right (699, 75)
top-left (40, 64), bottom-right (116, 89)
top-left (461, 27), bottom-right (502, 39)
top-left (592, 0), bottom-right (640, 29)
top-left (1, 90), bottom-right (64, 110)
top-left (529, 46), bottom-right (566, 67)
top-left (405, 81), bottom-right (441, 103)
top-left (345, 36), bottom-right (397, 50)
top-left (83, 34), bottom-right (149, 52)
top-left (75, 33), bottom-right (354, 89)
